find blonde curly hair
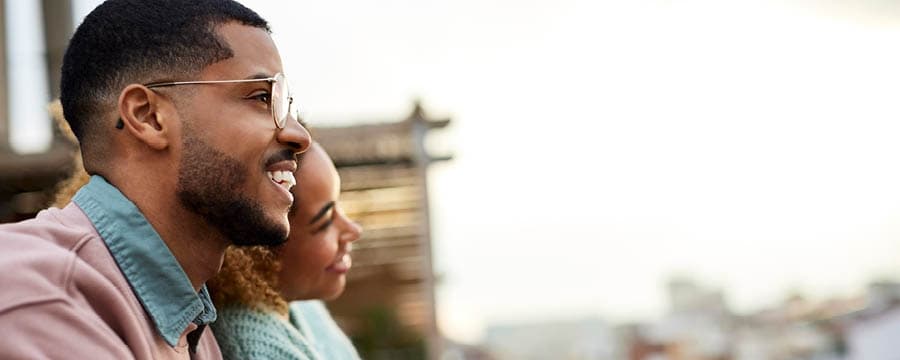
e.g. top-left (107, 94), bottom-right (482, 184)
top-left (49, 100), bottom-right (90, 209)
top-left (207, 245), bottom-right (289, 314)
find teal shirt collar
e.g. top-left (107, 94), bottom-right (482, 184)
top-left (73, 175), bottom-right (217, 347)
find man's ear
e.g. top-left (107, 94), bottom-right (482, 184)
top-left (117, 84), bottom-right (172, 150)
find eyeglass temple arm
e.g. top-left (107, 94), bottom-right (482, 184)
top-left (144, 77), bottom-right (278, 89)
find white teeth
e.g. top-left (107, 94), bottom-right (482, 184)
top-left (286, 172), bottom-right (296, 188)
top-left (267, 171), bottom-right (296, 191)
top-left (280, 171), bottom-right (294, 189)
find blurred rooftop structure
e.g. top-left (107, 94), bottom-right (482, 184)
top-left (314, 102), bottom-right (452, 359)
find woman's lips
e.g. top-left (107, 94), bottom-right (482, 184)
top-left (327, 253), bottom-right (351, 274)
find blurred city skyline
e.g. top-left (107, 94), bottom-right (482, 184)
top-left (7, 0), bottom-right (900, 345)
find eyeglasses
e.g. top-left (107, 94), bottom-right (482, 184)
top-left (144, 72), bottom-right (298, 129)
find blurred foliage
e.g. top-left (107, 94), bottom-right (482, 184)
top-left (351, 306), bottom-right (426, 360)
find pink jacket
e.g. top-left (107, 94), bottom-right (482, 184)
top-left (0, 201), bottom-right (222, 359)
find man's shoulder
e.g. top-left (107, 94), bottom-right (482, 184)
top-left (0, 216), bottom-right (140, 359)
top-left (0, 204), bottom-right (114, 311)
top-left (0, 203), bottom-right (97, 251)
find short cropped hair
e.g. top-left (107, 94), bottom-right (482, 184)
top-left (60, 0), bottom-right (269, 165)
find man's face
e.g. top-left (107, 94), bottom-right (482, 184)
top-left (174, 22), bottom-right (310, 246)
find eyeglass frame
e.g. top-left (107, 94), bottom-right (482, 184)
top-left (143, 72), bottom-right (299, 129)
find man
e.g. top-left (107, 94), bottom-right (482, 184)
top-left (0, 0), bottom-right (310, 358)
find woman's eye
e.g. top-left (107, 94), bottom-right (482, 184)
top-left (311, 209), bottom-right (337, 234)
top-left (313, 219), bottom-right (333, 234)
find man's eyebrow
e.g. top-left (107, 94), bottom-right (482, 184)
top-left (244, 72), bottom-right (275, 80)
top-left (309, 201), bottom-right (335, 225)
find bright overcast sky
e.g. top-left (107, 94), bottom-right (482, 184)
top-left (53, 0), bottom-right (900, 343)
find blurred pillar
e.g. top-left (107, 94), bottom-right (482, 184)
top-left (42, 0), bottom-right (72, 100)
top-left (0, 0), bottom-right (9, 151)
top-left (408, 102), bottom-right (447, 360)
top-left (0, 0), bottom-right (75, 220)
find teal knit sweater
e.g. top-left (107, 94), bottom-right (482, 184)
top-left (211, 301), bottom-right (360, 360)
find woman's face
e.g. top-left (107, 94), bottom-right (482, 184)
top-left (278, 144), bottom-right (362, 301)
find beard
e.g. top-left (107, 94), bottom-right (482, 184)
top-left (176, 133), bottom-right (288, 247)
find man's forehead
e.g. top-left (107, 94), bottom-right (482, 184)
top-left (206, 22), bottom-right (283, 78)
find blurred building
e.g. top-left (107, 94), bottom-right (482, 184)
top-left (483, 317), bottom-right (618, 360)
top-left (834, 282), bottom-right (900, 360)
top-left (314, 103), bottom-right (452, 360)
top-left (626, 278), bottom-right (734, 360)
top-left (622, 279), bottom-right (900, 360)
top-left (731, 294), bottom-right (849, 360)
top-left (441, 339), bottom-right (497, 360)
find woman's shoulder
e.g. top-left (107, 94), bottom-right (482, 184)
top-left (212, 305), bottom-right (317, 360)
top-left (289, 301), bottom-right (361, 360)
top-left (216, 305), bottom-right (280, 324)
top-left (289, 301), bottom-right (330, 321)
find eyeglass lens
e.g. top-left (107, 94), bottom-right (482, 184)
top-left (272, 74), bottom-right (290, 128)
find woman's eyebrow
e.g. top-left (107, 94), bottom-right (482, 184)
top-left (308, 201), bottom-right (335, 225)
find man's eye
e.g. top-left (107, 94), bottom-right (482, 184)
top-left (248, 92), bottom-right (271, 105)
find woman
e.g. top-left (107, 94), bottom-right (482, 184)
top-left (208, 142), bottom-right (363, 360)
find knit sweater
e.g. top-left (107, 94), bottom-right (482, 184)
top-left (212, 301), bottom-right (360, 360)
top-left (289, 301), bottom-right (361, 360)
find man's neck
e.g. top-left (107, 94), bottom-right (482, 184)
top-left (147, 200), bottom-right (228, 291)
top-left (115, 176), bottom-right (228, 291)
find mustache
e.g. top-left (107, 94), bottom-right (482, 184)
top-left (264, 149), bottom-right (298, 167)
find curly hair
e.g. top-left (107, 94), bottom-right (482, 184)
top-left (49, 100), bottom-right (91, 209)
top-left (207, 246), bottom-right (288, 314)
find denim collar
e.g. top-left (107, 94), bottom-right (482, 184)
top-left (73, 175), bottom-right (217, 347)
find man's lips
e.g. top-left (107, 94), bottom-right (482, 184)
top-left (266, 168), bottom-right (296, 191)
top-left (265, 149), bottom-right (298, 192)
top-left (265, 149), bottom-right (298, 169)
